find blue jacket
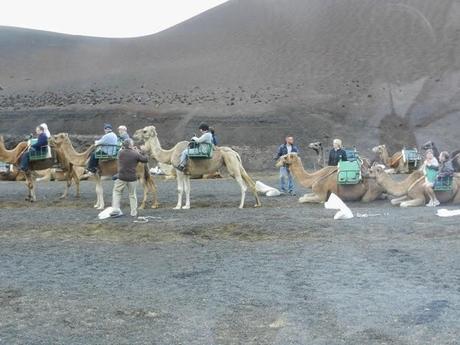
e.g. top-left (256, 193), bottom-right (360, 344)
top-left (275, 144), bottom-right (299, 159)
top-left (31, 133), bottom-right (48, 150)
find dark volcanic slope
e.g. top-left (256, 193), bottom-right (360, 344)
top-left (1, 0), bottom-right (459, 168)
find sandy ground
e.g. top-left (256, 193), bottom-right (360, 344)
top-left (0, 175), bottom-right (459, 345)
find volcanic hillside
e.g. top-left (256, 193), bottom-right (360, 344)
top-left (1, 0), bottom-right (459, 169)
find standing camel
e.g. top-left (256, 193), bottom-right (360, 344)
top-left (50, 133), bottom-right (158, 210)
top-left (133, 126), bottom-right (261, 209)
top-left (370, 165), bottom-right (460, 207)
top-left (0, 136), bottom-right (56, 201)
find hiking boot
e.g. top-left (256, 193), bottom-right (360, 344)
top-left (176, 164), bottom-right (186, 172)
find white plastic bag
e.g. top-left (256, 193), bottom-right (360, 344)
top-left (325, 193), bottom-right (354, 220)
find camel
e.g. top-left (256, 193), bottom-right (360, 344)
top-left (422, 140), bottom-right (460, 172)
top-left (274, 153), bottom-right (337, 189)
top-left (372, 144), bottom-right (413, 173)
top-left (369, 164), bottom-right (460, 207)
top-left (133, 126), bottom-right (261, 209)
top-left (275, 153), bottom-right (383, 203)
top-left (0, 137), bottom-right (54, 201)
top-left (0, 136), bottom-right (28, 164)
top-left (0, 136), bottom-right (61, 201)
top-left (308, 141), bottom-right (325, 169)
top-left (50, 133), bottom-right (159, 210)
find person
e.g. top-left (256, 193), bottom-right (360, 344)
top-left (176, 123), bottom-right (213, 171)
top-left (118, 125), bottom-right (130, 141)
top-left (425, 151), bottom-right (454, 207)
top-left (40, 123), bottom-right (51, 138)
top-left (328, 139), bottom-right (347, 166)
top-left (275, 136), bottom-right (299, 195)
top-left (210, 126), bottom-right (218, 145)
top-left (19, 125), bottom-right (48, 172)
top-left (422, 149), bottom-right (439, 206)
top-left (110, 139), bottom-right (148, 217)
top-left (86, 124), bottom-right (118, 174)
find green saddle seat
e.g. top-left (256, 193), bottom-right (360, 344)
top-left (403, 148), bottom-right (421, 162)
top-left (94, 144), bottom-right (121, 160)
top-left (434, 176), bottom-right (454, 191)
top-left (338, 160), bottom-right (362, 185)
top-left (343, 147), bottom-right (359, 162)
top-left (28, 139), bottom-right (51, 161)
top-left (187, 143), bottom-right (213, 159)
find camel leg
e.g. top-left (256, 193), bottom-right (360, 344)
top-left (25, 174), bottom-right (35, 202)
top-left (298, 193), bottom-right (323, 203)
top-left (60, 171), bottom-right (71, 199)
top-left (240, 167), bottom-right (261, 207)
top-left (183, 176), bottom-right (191, 209)
top-left (391, 195), bottom-right (407, 205)
top-left (174, 171), bottom-right (185, 209)
top-left (74, 171), bottom-right (80, 198)
top-left (29, 177), bottom-right (37, 202)
top-left (149, 177), bottom-right (159, 209)
top-left (94, 177), bottom-right (104, 209)
top-left (138, 178), bottom-right (147, 209)
top-left (400, 198), bottom-right (425, 207)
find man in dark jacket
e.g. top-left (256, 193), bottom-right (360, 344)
top-left (110, 139), bottom-right (148, 217)
top-left (328, 139), bottom-right (348, 166)
top-left (275, 136), bottom-right (299, 195)
top-left (19, 125), bottom-right (49, 172)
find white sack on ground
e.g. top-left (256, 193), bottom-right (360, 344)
top-left (255, 181), bottom-right (281, 197)
top-left (325, 193), bottom-right (354, 220)
top-left (98, 207), bottom-right (114, 220)
top-left (436, 209), bottom-right (460, 217)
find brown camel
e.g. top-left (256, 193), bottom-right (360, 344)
top-left (0, 136), bottom-right (59, 201)
top-left (275, 153), bottom-right (337, 189)
top-left (275, 154), bottom-right (384, 203)
top-left (370, 165), bottom-right (460, 207)
top-left (371, 144), bottom-right (408, 173)
top-left (50, 133), bottom-right (159, 210)
top-left (133, 125), bottom-right (261, 209)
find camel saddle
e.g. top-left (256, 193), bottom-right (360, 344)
top-left (187, 142), bottom-right (213, 159)
top-left (28, 139), bottom-right (52, 161)
top-left (337, 160), bottom-right (362, 185)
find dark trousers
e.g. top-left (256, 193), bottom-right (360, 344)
top-left (20, 150), bottom-right (30, 171)
top-left (87, 152), bottom-right (99, 172)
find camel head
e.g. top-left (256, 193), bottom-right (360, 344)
top-left (421, 140), bottom-right (434, 151)
top-left (369, 163), bottom-right (386, 181)
top-left (308, 141), bottom-right (323, 153)
top-left (49, 133), bottom-right (70, 148)
top-left (372, 144), bottom-right (386, 154)
top-left (275, 153), bottom-right (300, 168)
top-left (134, 126), bottom-right (158, 143)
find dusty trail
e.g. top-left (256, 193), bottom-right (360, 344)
top-left (0, 176), bottom-right (459, 344)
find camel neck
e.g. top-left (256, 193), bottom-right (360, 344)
top-left (146, 136), bottom-right (174, 164)
top-left (377, 171), bottom-right (421, 197)
top-left (60, 139), bottom-right (93, 166)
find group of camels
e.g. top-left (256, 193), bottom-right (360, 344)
top-left (279, 138), bottom-right (460, 207)
top-left (1, 128), bottom-right (459, 209)
top-left (0, 126), bottom-right (261, 210)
